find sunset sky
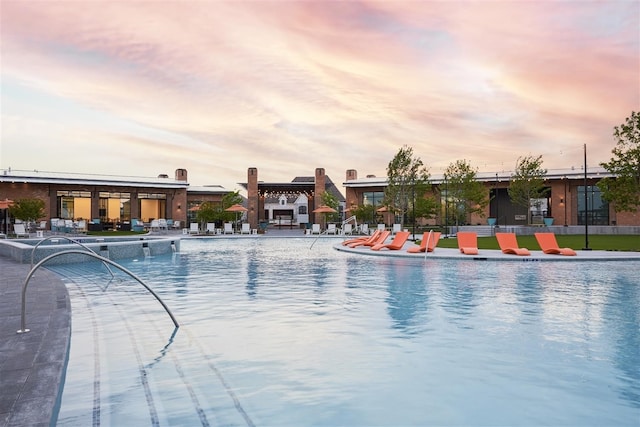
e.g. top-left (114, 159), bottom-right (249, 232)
top-left (1, 1), bottom-right (638, 192)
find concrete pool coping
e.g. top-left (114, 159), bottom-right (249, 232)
top-left (1, 229), bottom-right (638, 426)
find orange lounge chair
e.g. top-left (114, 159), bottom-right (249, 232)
top-left (407, 231), bottom-right (442, 253)
top-left (371, 231), bottom-right (410, 251)
top-left (342, 229), bottom-right (380, 246)
top-left (495, 232), bottom-right (530, 256)
top-left (457, 231), bottom-right (479, 255)
top-left (349, 230), bottom-right (390, 248)
top-left (534, 232), bottom-right (577, 256)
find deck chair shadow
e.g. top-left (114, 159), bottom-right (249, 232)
top-left (457, 231), bottom-right (479, 255)
top-left (534, 232), bottom-right (577, 256)
top-left (496, 232), bottom-right (530, 256)
top-left (371, 231), bottom-right (410, 251)
top-left (407, 231), bottom-right (441, 253)
top-left (349, 230), bottom-right (390, 248)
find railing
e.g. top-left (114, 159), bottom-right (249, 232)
top-left (17, 249), bottom-right (179, 334)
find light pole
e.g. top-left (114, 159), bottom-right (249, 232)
top-left (443, 173), bottom-right (448, 238)
top-left (412, 178), bottom-right (416, 241)
top-left (495, 172), bottom-right (499, 227)
top-left (583, 144), bottom-right (591, 250)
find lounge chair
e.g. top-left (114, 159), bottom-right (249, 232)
top-left (342, 223), bottom-right (353, 235)
top-left (495, 232), bottom-right (530, 256)
top-left (360, 224), bottom-right (369, 235)
top-left (150, 219), bottom-right (160, 231)
top-left (189, 222), bottom-right (199, 235)
top-left (131, 219), bottom-right (145, 232)
top-left (206, 223), bottom-right (216, 234)
top-left (241, 223), bottom-right (251, 234)
top-left (327, 224), bottom-right (337, 235)
top-left (349, 230), bottom-right (390, 248)
top-left (407, 231), bottom-right (441, 253)
top-left (392, 223), bottom-right (402, 235)
top-left (534, 232), bottom-right (577, 256)
top-left (13, 223), bottom-right (29, 238)
top-left (311, 224), bottom-right (321, 235)
top-left (223, 222), bottom-right (234, 234)
top-left (377, 224), bottom-right (386, 232)
top-left (342, 229), bottom-right (381, 246)
top-left (457, 231), bottom-right (479, 255)
top-left (371, 231), bottom-right (410, 251)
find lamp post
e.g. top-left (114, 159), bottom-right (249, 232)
top-left (563, 176), bottom-right (567, 227)
top-left (412, 176), bottom-right (416, 241)
top-left (443, 173), bottom-right (448, 238)
top-left (495, 172), bottom-right (499, 227)
top-left (583, 144), bottom-right (591, 250)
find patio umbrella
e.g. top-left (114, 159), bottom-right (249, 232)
top-left (188, 205), bottom-right (201, 212)
top-left (312, 205), bottom-right (337, 229)
top-left (312, 205), bottom-right (336, 214)
top-left (225, 204), bottom-right (248, 232)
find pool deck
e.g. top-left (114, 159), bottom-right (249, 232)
top-left (1, 228), bottom-right (638, 426)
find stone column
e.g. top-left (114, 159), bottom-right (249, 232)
top-left (247, 168), bottom-right (258, 229)
top-left (314, 168), bottom-right (326, 223)
top-left (345, 169), bottom-right (358, 211)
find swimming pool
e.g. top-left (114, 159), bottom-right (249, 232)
top-left (51, 238), bottom-right (639, 426)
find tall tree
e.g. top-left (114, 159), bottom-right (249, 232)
top-left (9, 198), bottom-right (45, 224)
top-left (508, 155), bottom-right (549, 224)
top-left (196, 191), bottom-right (243, 227)
top-left (443, 160), bottom-right (488, 227)
top-left (598, 111), bottom-right (640, 212)
top-left (320, 190), bottom-right (339, 223)
top-left (383, 145), bottom-right (431, 226)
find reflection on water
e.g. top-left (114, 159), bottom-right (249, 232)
top-left (54, 239), bottom-right (640, 426)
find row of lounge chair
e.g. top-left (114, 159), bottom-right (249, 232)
top-left (462, 231), bottom-right (577, 256)
top-left (342, 230), bottom-right (440, 253)
top-left (343, 231), bottom-right (577, 256)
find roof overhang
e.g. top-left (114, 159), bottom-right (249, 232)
top-left (1, 169), bottom-right (189, 189)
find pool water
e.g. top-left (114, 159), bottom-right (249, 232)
top-left (52, 238), bottom-right (639, 426)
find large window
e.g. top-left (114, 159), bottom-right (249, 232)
top-left (362, 191), bottom-right (384, 206)
top-left (56, 191), bottom-right (91, 219)
top-left (99, 192), bottom-right (131, 222)
top-left (138, 193), bottom-right (167, 222)
top-left (578, 186), bottom-right (609, 225)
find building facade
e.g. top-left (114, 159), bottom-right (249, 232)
top-left (0, 168), bottom-right (233, 232)
top-left (343, 167), bottom-right (640, 227)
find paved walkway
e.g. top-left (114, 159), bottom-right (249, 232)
top-left (0, 256), bottom-right (70, 427)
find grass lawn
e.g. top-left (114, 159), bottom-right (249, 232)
top-left (435, 234), bottom-right (640, 252)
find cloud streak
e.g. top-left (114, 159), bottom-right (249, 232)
top-left (1, 0), bottom-right (638, 189)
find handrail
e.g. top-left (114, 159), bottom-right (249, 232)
top-left (309, 228), bottom-right (328, 249)
top-left (17, 249), bottom-right (179, 333)
top-left (30, 235), bottom-right (114, 278)
top-left (424, 230), bottom-right (434, 260)
top-left (341, 215), bottom-right (358, 240)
